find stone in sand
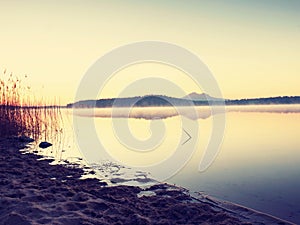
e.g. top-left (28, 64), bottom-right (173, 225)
top-left (39, 142), bottom-right (52, 149)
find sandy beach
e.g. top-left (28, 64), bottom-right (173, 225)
top-left (0, 136), bottom-right (293, 225)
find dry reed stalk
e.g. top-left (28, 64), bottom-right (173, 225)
top-left (0, 69), bottom-right (64, 143)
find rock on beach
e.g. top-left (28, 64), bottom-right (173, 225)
top-left (39, 141), bottom-right (52, 149)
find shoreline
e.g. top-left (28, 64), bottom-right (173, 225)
top-left (0, 136), bottom-right (294, 224)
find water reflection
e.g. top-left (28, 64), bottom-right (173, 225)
top-left (73, 104), bottom-right (300, 120)
top-left (27, 104), bottom-right (300, 223)
top-left (169, 110), bottom-right (300, 223)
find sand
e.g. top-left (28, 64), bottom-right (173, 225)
top-left (0, 137), bottom-right (293, 225)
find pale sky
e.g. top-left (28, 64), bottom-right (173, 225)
top-left (0, 0), bottom-right (300, 104)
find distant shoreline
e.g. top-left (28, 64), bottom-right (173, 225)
top-left (67, 94), bottom-right (300, 108)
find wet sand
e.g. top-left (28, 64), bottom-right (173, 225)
top-left (0, 137), bottom-right (293, 225)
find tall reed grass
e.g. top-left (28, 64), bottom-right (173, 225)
top-left (0, 69), bottom-right (63, 141)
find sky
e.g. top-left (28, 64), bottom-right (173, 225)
top-left (0, 0), bottom-right (300, 104)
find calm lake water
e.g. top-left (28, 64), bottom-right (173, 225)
top-left (169, 109), bottom-right (300, 223)
top-left (31, 105), bottom-right (300, 223)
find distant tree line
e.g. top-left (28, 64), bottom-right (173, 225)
top-left (67, 95), bottom-right (300, 108)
